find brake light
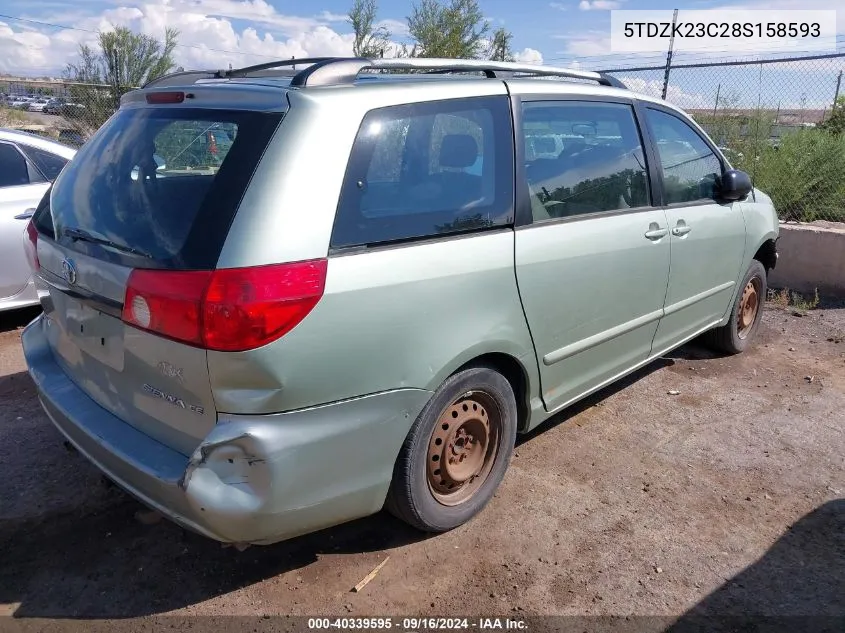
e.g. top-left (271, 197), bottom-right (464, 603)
top-left (23, 220), bottom-right (39, 271)
top-left (122, 260), bottom-right (327, 352)
top-left (145, 91), bottom-right (185, 104)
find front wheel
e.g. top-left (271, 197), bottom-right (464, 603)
top-left (386, 367), bottom-right (517, 533)
top-left (706, 259), bottom-right (767, 354)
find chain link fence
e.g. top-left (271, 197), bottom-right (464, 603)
top-left (4, 52), bottom-right (845, 222)
top-left (600, 53), bottom-right (845, 223)
top-left (0, 78), bottom-right (120, 148)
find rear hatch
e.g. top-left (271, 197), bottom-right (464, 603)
top-left (29, 92), bottom-right (285, 455)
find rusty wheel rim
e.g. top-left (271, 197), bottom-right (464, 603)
top-left (737, 276), bottom-right (762, 339)
top-left (427, 392), bottom-right (501, 506)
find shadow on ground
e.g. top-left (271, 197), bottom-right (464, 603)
top-left (0, 307), bottom-right (40, 334)
top-left (665, 498), bottom-right (845, 631)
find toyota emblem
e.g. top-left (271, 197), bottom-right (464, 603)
top-left (61, 258), bottom-right (78, 286)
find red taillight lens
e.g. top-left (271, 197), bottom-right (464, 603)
top-left (23, 220), bottom-right (39, 271)
top-left (122, 260), bottom-right (327, 352)
top-left (124, 269), bottom-right (212, 346)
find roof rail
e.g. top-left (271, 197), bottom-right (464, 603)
top-left (143, 58), bottom-right (337, 88)
top-left (291, 57), bottom-right (627, 89)
top-left (144, 57), bottom-right (627, 90)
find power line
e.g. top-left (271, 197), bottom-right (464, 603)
top-left (0, 12), bottom-right (283, 60)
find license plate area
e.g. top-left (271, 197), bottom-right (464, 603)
top-left (49, 290), bottom-right (125, 370)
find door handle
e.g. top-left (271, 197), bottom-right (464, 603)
top-left (672, 225), bottom-right (692, 237)
top-left (14, 208), bottom-right (36, 220)
top-left (644, 223), bottom-right (668, 240)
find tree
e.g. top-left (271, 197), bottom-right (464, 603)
top-left (348, 0), bottom-right (391, 58)
top-left (407, 0), bottom-right (489, 59)
top-left (488, 27), bottom-right (513, 62)
top-left (65, 27), bottom-right (179, 127)
top-left (819, 96), bottom-right (845, 136)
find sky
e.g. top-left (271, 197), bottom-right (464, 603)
top-left (0, 0), bottom-right (843, 108)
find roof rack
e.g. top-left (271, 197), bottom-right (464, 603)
top-left (144, 57), bottom-right (626, 90)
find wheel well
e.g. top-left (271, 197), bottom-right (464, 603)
top-left (458, 353), bottom-right (530, 433)
top-left (753, 239), bottom-right (777, 274)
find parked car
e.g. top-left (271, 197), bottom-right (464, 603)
top-left (56, 128), bottom-right (86, 148)
top-left (43, 98), bottom-right (67, 115)
top-left (0, 128), bottom-right (75, 312)
top-left (60, 102), bottom-right (86, 118)
top-left (21, 57), bottom-right (779, 547)
top-left (27, 98), bottom-right (51, 112)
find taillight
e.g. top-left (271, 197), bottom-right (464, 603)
top-left (23, 220), bottom-right (39, 271)
top-left (122, 260), bottom-right (327, 352)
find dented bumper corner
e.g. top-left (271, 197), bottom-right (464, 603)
top-left (22, 315), bottom-right (432, 545)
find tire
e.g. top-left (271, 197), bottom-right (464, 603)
top-left (706, 259), bottom-right (767, 354)
top-left (386, 366), bottom-right (518, 533)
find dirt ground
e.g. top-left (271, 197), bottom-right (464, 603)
top-left (0, 303), bottom-right (842, 625)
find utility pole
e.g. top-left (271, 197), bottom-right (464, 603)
top-left (712, 83), bottom-right (721, 118)
top-left (834, 70), bottom-right (843, 112)
top-left (661, 8), bottom-right (679, 100)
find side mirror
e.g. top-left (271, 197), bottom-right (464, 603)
top-left (718, 169), bottom-right (753, 201)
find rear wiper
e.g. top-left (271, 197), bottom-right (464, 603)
top-left (63, 227), bottom-right (153, 259)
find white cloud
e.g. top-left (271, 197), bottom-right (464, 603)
top-left (578, 0), bottom-right (621, 10)
top-left (617, 75), bottom-right (709, 108)
top-left (514, 47), bottom-right (544, 64)
top-left (0, 0), bottom-right (387, 75)
top-left (315, 11), bottom-right (348, 23)
top-left (377, 18), bottom-right (410, 37)
top-left (549, 2), bottom-right (567, 10)
top-left (553, 31), bottom-right (613, 57)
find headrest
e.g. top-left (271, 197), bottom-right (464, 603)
top-left (440, 134), bottom-right (479, 169)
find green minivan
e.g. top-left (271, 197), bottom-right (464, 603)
top-left (22, 57), bottom-right (778, 545)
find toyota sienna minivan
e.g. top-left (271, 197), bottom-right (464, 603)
top-left (22, 57), bottom-right (779, 545)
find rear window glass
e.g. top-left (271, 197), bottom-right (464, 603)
top-left (331, 96), bottom-right (514, 249)
top-left (42, 107), bottom-right (282, 269)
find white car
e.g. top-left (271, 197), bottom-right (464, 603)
top-left (0, 128), bottom-right (76, 311)
top-left (27, 99), bottom-right (51, 112)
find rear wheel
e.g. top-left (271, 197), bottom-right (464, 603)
top-left (706, 259), bottom-right (767, 354)
top-left (386, 367), bottom-right (517, 532)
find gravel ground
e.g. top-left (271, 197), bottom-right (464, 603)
top-left (0, 304), bottom-right (842, 624)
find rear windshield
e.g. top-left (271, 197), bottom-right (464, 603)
top-left (39, 107), bottom-right (283, 269)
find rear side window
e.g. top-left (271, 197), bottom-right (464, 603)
top-left (522, 101), bottom-right (650, 221)
top-left (44, 108), bottom-right (282, 269)
top-left (331, 96), bottom-right (514, 249)
top-left (0, 142), bottom-right (45, 187)
top-left (19, 144), bottom-right (68, 181)
top-left (0, 143), bottom-right (29, 187)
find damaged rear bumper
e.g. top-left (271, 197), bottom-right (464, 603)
top-left (22, 315), bottom-right (431, 545)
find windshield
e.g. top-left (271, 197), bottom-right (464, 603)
top-left (40, 107), bottom-right (283, 269)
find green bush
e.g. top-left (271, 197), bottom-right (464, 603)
top-left (748, 129), bottom-right (845, 222)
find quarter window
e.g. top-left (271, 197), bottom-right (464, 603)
top-left (645, 109), bottom-right (723, 204)
top-left (331, 97), bottom-right (514, 249)
top-left (521, 101), bottom-right (650, 222)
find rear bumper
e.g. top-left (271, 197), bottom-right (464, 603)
top-left (22, 315), bottom-right (431, 544)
